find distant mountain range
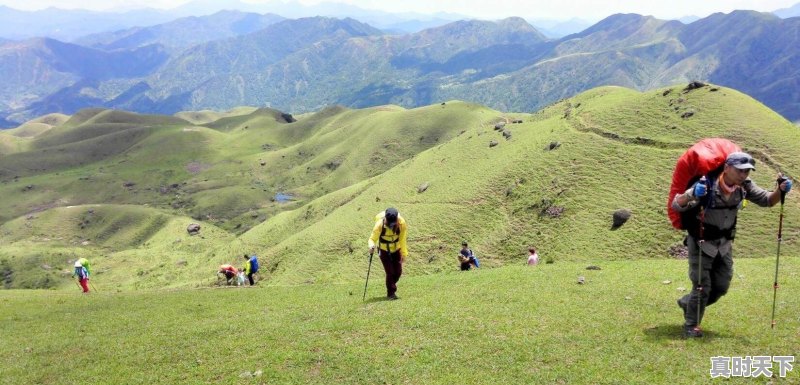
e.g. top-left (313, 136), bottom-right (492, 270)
top-left (74, 10), bottom-right (286, 52)
top-left (1, 8), bottom-right (800, 125)
top-left (0, 1), bottom-right (467, 41)
top-left (774, 2), bottom-right (800, 18)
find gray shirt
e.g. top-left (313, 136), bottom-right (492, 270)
top-left (672, 176), bottom-right (771, 257)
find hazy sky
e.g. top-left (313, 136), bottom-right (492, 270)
top-left (1, 0), bottom-right (798, 21)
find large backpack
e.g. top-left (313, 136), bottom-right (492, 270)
top-left (74, 266), bottom-right (87, 280)
top-left (249, 256), bottom-right (259, 273)
top-left (667, 138), bottom-right (740, 230)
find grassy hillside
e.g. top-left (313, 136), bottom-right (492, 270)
top-left (0, 204), bottom-right (236, 290)
top-left (173, 106), bottom-right (258, 125)
top-left (0, 83), bottom-right (798, 291)
top-left (1, 259), bottom-right (798, 384)
top-left (240, 83), bottom-right (800, 285)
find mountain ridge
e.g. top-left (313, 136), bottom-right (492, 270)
top-left (3, 10), bottom-right (800, 126)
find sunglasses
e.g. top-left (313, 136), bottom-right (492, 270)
top-left (728, 157), bottom-right (755, 167)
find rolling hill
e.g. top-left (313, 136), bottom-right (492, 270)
top-left (0, 82), bottom-right (797, 290)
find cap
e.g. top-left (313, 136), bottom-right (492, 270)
top-left (384, 207), bottom-right (398, 227)
top-left (726, 152), bottom-right (756, 170)
top-left (461, 241), bottom-right (468, 246)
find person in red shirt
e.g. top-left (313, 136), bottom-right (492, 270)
top-left (218, 264), bottom-right (238, 285)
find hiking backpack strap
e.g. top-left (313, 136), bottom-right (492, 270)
top-left (378, 220), bottom-right (400, 253)
top-left (683, 169), bottom-right (745, 240)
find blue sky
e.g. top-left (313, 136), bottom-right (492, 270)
top-left (1, 0), bottom-right (797, 21)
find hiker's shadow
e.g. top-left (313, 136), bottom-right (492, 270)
top-left (363, 296), bottom-right (395, 304)
top-left (643, 324), bottom-right (723, 342)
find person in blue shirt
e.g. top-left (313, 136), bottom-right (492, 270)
top-left (457, 241), bottom-right (479, 271)
top-left (72, 258), bottom-right (91, 293)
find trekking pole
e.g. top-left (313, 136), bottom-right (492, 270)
top-left (362, 250), bottom-right (374, 301)
top-left (696, 176), bottom-right (707, 330)
top-left (697, 207), bottom-right (704, 329)
top-left (770, 176), bottom-right (788, 329)
top-left (90, 280), bottom-right (99, 293)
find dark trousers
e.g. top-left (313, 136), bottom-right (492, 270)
top-left (379, 249), bottom-right (402, 297)
top-left (247, 273), bottom-right (255, 285)
top-left (680, 249), bottom-right (733, 327)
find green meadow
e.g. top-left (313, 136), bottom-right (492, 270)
top-left (0, 83), bottom-right (798, 383)
top-left (2, 259), bottom-right (798, 384)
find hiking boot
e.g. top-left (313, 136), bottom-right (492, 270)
top-left (677, 298), bottom-right (688, 318)
top-left (387, 294), bottom-right (399, 300)
top-left (683, 325), bottom-right (703, 338)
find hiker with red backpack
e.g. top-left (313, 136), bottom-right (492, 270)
top-left (669, 140), bottom-right (792, 338)
top-left (218, 264), bottom-right (238, 285)
top-left (367, 207), bottom-right (408, 300)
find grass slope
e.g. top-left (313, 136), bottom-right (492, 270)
top-left (0, 83), bottom-right (798, 290)
top-left (1, 259), bottom-right (797, 384)
top-left (173, 106), bottom-right (258, 125)
top-left (240, 84), bottom-right (799, 286)
top-left (0, 204), bottom-right (236, 290)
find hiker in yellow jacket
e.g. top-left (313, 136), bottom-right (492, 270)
top-left (368, 207), bottom-right (408, 300)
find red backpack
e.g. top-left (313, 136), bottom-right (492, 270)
top-left (667, 138), bottom-right (741, 230)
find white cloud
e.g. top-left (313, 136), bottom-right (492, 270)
top-left (1, 0), bottom-right (798, 21)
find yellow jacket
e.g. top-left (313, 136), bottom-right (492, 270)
top-left (368, 211), bottom-right (408, 261)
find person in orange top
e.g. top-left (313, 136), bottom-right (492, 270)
top-left (218, 264), bottom-right (238, 285)
top-left (368, 207), bottom-right (408, 300)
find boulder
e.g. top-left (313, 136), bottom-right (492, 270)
top-left (545, 141), bottom-right (561, 151)
top-left (543, 206), bottom-right (565, 218)
top-left (668, 244), bottom-right (688, 259)
top-left (611, 209), bottom-right (631, 229)
top-left (280, 113), bottom-right (296, 123)
top-left (684, 81), bottom-right (707, 91)
top-left (187, 223), bottom-right (201, 235)
top-left (418, 182), bottom-right (430, 193)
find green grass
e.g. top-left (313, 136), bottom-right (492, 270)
top-left (1, 259), bottom-right (798, 384)
top-left (174, 107), bottom-right (258, 125)
top-left (2, 84), bottom-right (799, 384)
top-left (0, 83), bottom-right (798, 290)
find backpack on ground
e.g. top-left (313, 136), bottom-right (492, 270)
top-left (667, 138), bottom-right (740, 231)
top-left (249, 256), bottom-right (259, 273)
